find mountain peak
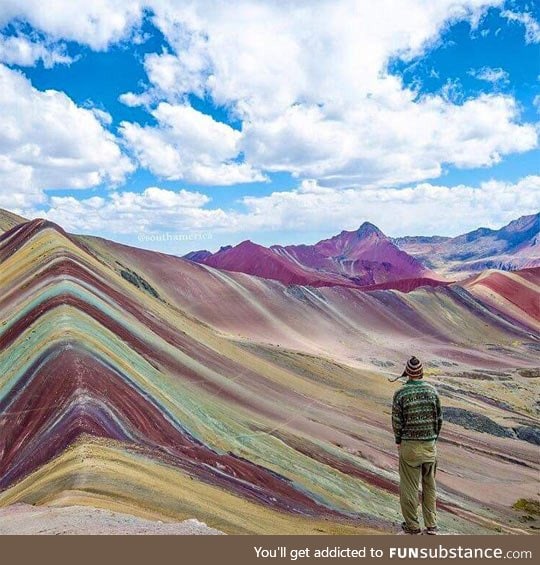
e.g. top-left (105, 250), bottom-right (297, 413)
top-left (0, 207), bottom-right (28, 233)
top-left (183, 249), bottom-right (212, 262)
top-left (355, 222), bottom-right (385, 239)
top-left (0, 218), bottom-right (68, 243)
top-left (217, 244), bottom-right (233, 253)
top-left (236, 239), bottom-right (263, 250)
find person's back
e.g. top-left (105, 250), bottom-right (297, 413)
top-left (392, 356), bottom-right (442, 534)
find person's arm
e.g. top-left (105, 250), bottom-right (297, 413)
top-left (435, 392), bottom-right (443, 437)
top-left (392, 391), bottom-right (403, 445)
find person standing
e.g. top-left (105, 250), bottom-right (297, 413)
top-left (392, 356), bottom-right (443, 535)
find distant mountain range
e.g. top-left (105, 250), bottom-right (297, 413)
top-left (186, 222), bottom-right (442, 291)
top-left (2, 208), bottom-right (538, 289)
top-left (186, 213), bottom-right (539, 288)
top-left (393, 213), bottom-right (539, 277)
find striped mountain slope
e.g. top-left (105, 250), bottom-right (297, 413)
top-left (0, 219), bottom-right (538, 534)
top-left (0, 209), bottom-right (26, 234)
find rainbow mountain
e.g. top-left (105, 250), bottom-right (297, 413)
top-left (185, 214), bottom-right (539, 288)
top-left (0, 214), bottom-right (539, 534)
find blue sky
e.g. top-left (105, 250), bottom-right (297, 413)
top-left (0, 1), bottom-right (538, 254)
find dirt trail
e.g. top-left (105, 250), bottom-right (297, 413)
top-left (0, 503), bottom-right (224, 535)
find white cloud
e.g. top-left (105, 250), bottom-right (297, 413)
top-left (0, 0), bottom-right (537, 214)
top-left (0, 64), bottom-right (133, 207)
top-left (241, 92), bottom-right (536, 187)
top-left (146, 0), bottom-right (503, 114)
top-left (40, 186), bottom-right (229, 234)
top-left (115, 0), bottom-right (537, 188)
top-left (25, 176), bottom-right (540, 243)
top-left (90, 108), bottom-right (113, 126)
top-left (1, 1), bottom-right (536, 190)
top-left (118, 91), bottom-right (151, 108)
top-left (120, 103), bottom-right (265, 184)
top-left (235, 176), bottom-right (540, 237)
top-left (468, 66), bottom-right (509, 84)
top-left (0, 155), bottom-right (44, 209)
top-left (501, 10), bottom-right (540, 44)
top-left (0, 33), bottom-right (74, 67)
top-left (0, 1), bottom-right (144, 50)
top-left (144, 47), bottom-right (209, 99)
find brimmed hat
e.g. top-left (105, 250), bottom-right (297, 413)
top-left (402, 356), bottom-right (423, 379)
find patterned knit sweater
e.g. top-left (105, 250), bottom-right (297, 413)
top-left (392, 379), bottom-right (442, 444)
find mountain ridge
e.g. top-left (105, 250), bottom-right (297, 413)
top-left (187, 221), bottom-right (441, 290)
top-left (0, 209), bottom-right (27, 233)
top-left (393, 213), bottom-right (539, 276)
top-left (2, 208), bottom-right (537, 285)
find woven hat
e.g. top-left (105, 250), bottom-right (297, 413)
top-left (402, 356), bottom-right (423, 379)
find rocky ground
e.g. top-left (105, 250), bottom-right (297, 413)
top-left (0, 504), bottom-right (224, 535)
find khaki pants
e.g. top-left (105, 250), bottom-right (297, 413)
top-left (399, 440), bottom-right (437, 530)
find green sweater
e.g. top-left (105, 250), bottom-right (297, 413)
top-left (392, 379), bottom-right (442, 444)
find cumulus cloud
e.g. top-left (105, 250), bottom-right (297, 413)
top-left (1, 1), bottom-right (537, 190)
top-left (241, 92), bottom-right (536, 187)
top-left (40, 186), bottom-right (229, 234)
top-left (1, 0), bottom-right (538, 235)
top-left (0, 33), bottom-right (74, 67)
top-left (501, 10), bottom-right (540, 44)
top-left (120, 103), bottom-right (266, 184)
top-left (0, 64), bottom-right (133, 208)
top-left (468, 66), bottom-right (509, 84)
top-left (0, 1), bottom-right (144, 50)
top-left (146, 0), bottom-right (503, 113)
top-left (27, 176), bottom-right (540, 243)
top-left (235, 176), bottom-right (540, 237)
top-left (0, 155), bottom-right (44, 209)
top-left (145, 46), bottom-right (209, 99)
top-left (115, 0), bottom-right (536, 188)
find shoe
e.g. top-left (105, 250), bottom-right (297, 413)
top-left (401, 522), bottom-right (422, 535)
top-left (424, 526), bottom-right (439, 535)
